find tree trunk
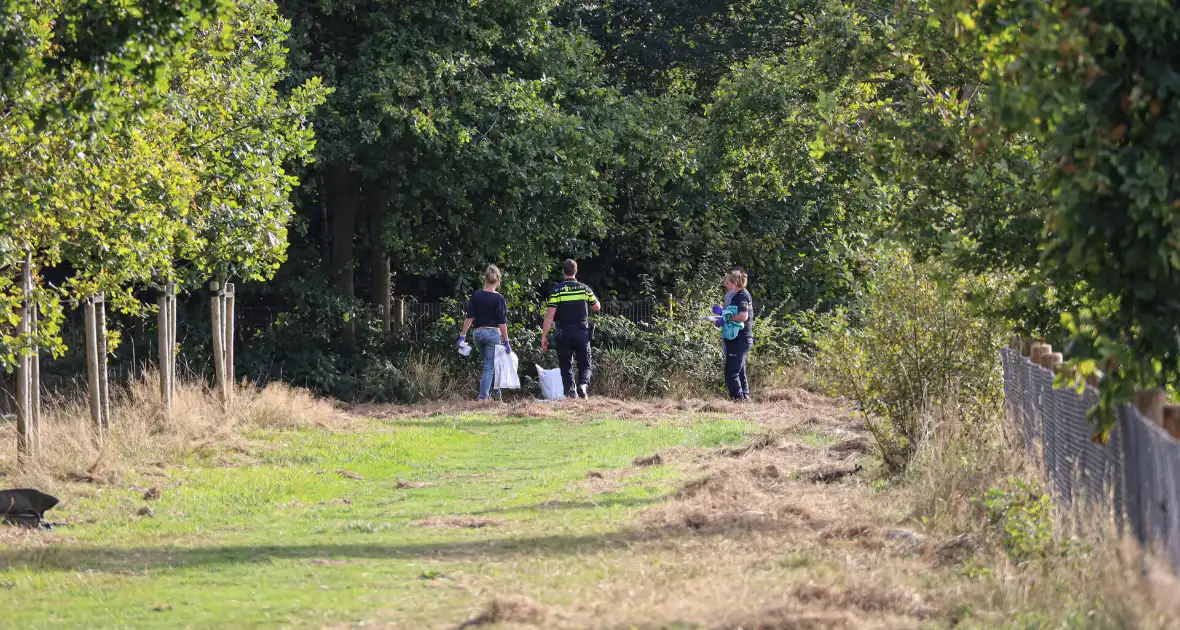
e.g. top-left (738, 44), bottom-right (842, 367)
top-left (368, 187), bottom-right (392, 335)
top-left (325, 164), bottom-right (358, 298)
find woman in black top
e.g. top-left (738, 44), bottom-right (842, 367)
top-left (458, 265), bottom-right (510, 400)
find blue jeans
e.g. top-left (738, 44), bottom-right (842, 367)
top-left (474, 329), bottom-right (502, 399)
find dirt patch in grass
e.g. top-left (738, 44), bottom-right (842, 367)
top-left (802, 464), bottom-right (864, 484)
top-left (413, 516), bottom-right (504, 529)
top-left (792, 583), bottom-right (938, 619)
top-left (827, 437), bottom-right (871, 455)
top-left (723, 607), bottom-right (855, 630)
top-left (395, 479), bottom-right (439, 489)
top-left (717, 431), bottom-right (778, 457)
top-left (456, 596), bottom-right (551, 629)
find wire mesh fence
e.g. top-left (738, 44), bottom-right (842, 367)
top-left (1002, 347), bottom-right (1180, 572)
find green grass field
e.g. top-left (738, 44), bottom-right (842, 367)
top-left (0, 396), bottom-right (1168, 630)
top-left (0, 412), bottom-right (750, 629)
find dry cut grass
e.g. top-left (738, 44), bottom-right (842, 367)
top-left (0, 374), bottom-right (348, 488)
top-left (415, 398), bottom-right (1180, 629)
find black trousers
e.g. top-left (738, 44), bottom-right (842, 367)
top-left (557, 327), bottom-right (593, 394)
top-left (724, 337), bottom-right (752, 399)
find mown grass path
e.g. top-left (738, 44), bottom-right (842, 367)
top-left (0, 411), bottom-right (749, 629)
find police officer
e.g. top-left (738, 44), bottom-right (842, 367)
top-left (540, 259), bottom-right (601, 398)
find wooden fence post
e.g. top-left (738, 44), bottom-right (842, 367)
top-left (396, 298), bottom-right (405, 330)
top-left (1162, 404), bottom-right (1180, 440)
top-left (380, 302), bottom-right (391, 336)
top-left (1134, 389), bottom-right (1167, 426)
top-left (83, 296), bottom-right (103, 441)
top-left (1039, 352), bottom-right (1063, 371)
top-left (1020, 337), bottom-right (1035, 357)
top-left (1030, 343), bottom-right (1051, 365)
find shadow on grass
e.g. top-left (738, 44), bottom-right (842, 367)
top-left (378, 417), bottom-right (554, 430)
top-left (462, 494), bottom-right (667, 517)
top-left (0, 520), bottom-right (784, 572)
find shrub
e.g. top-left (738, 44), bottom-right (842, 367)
top-left (977, 479), bottom-right (1057, 564)
top-left (812, 249), bottom-right (1007, 471)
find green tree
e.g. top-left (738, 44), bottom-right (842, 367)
top-left (281, 0), bottom-right (618, 305)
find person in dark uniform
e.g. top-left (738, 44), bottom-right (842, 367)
top-left (540, 259), bottom-right (601, 398)
top-left (721, 269), bottom-right (753, 401)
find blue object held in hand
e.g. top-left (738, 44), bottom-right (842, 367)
top-left (720, 305), bottom-right (745, 340)
top-left (457, 335), bottom-right (465, 346)
top-left (504, 340), bottom-right (512, 353)
top-left (711, 304), bottom-right (724, 316)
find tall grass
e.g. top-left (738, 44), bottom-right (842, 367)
top-left (0, 374), bottom-right (346, 486)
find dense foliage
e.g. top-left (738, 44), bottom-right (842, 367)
top-left (1, 0), bottom-right (324, 372)
top-left (9, 0), bottom-right (1180, 422)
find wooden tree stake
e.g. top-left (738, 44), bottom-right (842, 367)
top-left (225, 282), bottom-right (235, 399)
top-left (84, 297), bottom-right (104, 441)
top-left (15, 254), bottom-right (32, 459)
top-left (169, 283), bottom-right (177, 393)
top-left (96, 293), bottom-right (110, 430)
top-left (30, 296), bottom-right (40, 456)
top-left (158, 289), bottom-right (171, 410)
top-left (210, 281), bottom-right (226, 408)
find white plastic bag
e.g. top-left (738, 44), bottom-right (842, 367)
top-left (536, 364), bottom-right (565, 400)
top-left (493, 345), bottom-right (520, 389)
top-left (457, 340), bottom-right (472, 357)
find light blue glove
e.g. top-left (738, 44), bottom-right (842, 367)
top-left (504, 340), bottom-right (512, 354)
top-left (457, 335), bottom-right (466, 346)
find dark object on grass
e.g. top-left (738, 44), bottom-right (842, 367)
top-left (632, 453), bottom-right (663, 467)
top-left (719, 432), bottom-right (776, 457)
top-left (806, 464), bottom-right (864, 484)
top-left (0, 488), bottom-right (59, 529)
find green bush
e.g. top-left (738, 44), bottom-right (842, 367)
top-left (977, 479), bottom-right (1056, 564)
top-left (811, 249), bottom-right (1007, 471)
